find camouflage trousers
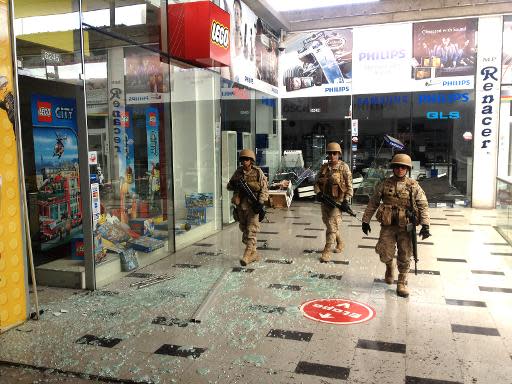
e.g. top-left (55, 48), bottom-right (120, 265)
top-left (321, 204), bottom-right (342, 248)
top-left (238, 207), bottom-right (260, 250)
top-left (375, 225), bottom-right (412, 273)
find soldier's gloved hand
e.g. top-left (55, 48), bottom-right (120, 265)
top-left (340, 200), bottom-right (350, 212)
top-left (419, 225), bottom-right (431, 240)
top-left (362, 222), bottom-right (371, 235)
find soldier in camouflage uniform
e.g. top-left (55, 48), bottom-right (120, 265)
top-left (314, 142), bottom-right (353, 263)
top-left (227, 149), bottom-right (269, 266)
top-left (361, 153), bottom-right (431, 297)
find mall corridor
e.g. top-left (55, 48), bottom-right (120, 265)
top-left (1, 202), bottom-right (511, 384)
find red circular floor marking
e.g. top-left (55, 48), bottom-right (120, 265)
top-left (300, 298), bottom-right (376, 325)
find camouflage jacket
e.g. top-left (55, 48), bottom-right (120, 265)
top-left (362, 176), bottom-right (430, 227)
top-left (314, 161), bottom-right (353, 202)
top-left (227, 165), bottom-right (269, 209)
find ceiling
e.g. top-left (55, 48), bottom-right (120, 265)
top-left (243, 0), bottom-right (512, 33)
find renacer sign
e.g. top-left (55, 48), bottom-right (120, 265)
top-left (472, 16), bottom-right (503, 208)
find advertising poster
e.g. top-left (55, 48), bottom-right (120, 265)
top-left (220, 0), bottom-right (279, 95)
top-left (124, 109), bottom-right (135, 194)
top-left (124, 47), bottom-right (170, 104)
top-left (146, 107), bottom-right (160, 173)
top-left (352, 23), bottom-right (413, 94)
top-left (146, 107), bottom-right (160, 204)
top-left (411, 18), bottom-right (477, 90)
top-left (280, 29), bottom-right (352, 97)
top-left (31, 94), bottom-right (82, 250)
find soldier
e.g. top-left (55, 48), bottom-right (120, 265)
top-left (361, 153), bottom-right (431, 298)
top-left (314, 142), bottom-right (353, 263)
top-left (227, 149), bottom-right (269, 266)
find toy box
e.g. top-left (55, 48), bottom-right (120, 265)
top-left (71, 235), bottom-right (85, 260)
top-left (129, 218), bottom-right (154, 236)
top-left (128, 236), bottom-right (165, 253)
top-left (185, 193), bottom-right (214, 208)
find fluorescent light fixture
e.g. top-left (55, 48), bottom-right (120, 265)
top-left (273, 0), bottom-right (379, 12)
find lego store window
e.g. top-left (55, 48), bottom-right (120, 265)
top-left (13, 0), bottom-right (87, 286)
top-left (82, 0), bottom-right (173, 285)
top-left (171, 67), bottom-right (221, 247)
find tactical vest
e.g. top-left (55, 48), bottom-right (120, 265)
top-left (317, 162), bottom-right (349, 200)
top-left (376, 178), bottom-right (418, 227)
top-left (245, 167), bottom-right (262, 193)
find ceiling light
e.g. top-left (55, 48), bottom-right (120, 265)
top-left (272, 0), bottom-right (379, 12)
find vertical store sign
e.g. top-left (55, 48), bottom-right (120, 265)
top-left (146, 107), bottom-right (160, 173)
top-left (108, 47), bottom-right (126, 181)
top-left (472, 16), bottom-right (503, 208)
top-left (0, 0), bottom-right (27, 330)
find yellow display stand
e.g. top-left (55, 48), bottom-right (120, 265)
top-left (0, 0), bottom-right (27, 332)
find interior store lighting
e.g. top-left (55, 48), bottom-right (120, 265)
top-left (272, 0), bottom-right (379, 12)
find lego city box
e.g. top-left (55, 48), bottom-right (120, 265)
top-left (71, 235), bottom-right (85, 260)
top-left (167, 1), bottom-right (230, 67)
top-left (129, 218), bottom-right (154, 236)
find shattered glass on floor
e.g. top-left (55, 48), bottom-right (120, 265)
top-left (1, 202), bottom-right (512, 384)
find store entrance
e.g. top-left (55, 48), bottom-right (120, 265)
top-left (281, 96), bottom-right (352, 197)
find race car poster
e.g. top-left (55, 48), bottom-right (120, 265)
top-left (411, 18), bottom-right (477, 90)
top-left (31, 94), bottom-right (83, 250)
top-left (220, 0), bottom-right (279, 95)
top-left (279, 29), bottom-right (352, 98)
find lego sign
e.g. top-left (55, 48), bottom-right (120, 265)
top-left (37, 101), bottom-right (52, 122)
top-left (168, 1), bottom-right (230, 67)
top-left (300, 298), bottom-right (376, 325)
top-left (211, 20), bottom-right (229, 49)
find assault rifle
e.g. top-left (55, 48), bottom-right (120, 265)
top-left (406, 189), bottom-right (418, 275)
top-left (318, 192), bottom-right (359, 220)
top-left (237, 178), bottom-right (266, 222)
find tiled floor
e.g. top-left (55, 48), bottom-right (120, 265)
top-left (1, 202), bottom-right (512, 384)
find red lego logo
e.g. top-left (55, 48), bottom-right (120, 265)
top-left (37, 101), bottom-right (52, 122)
top-left (121, 111), bottom-right (130, 128)
top-left (148, 112), bottom-right (157, 126)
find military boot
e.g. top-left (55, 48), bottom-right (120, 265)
top-left (384, 261), bottom-right (395, 284)
top-left (240, 247), bottom-right (257, 266)
top-left (396, 273), bottom-right (409, 298)
top-left (333, 234), bottom-right (344, 254)
top-left (320, 246), bottom-right (332, 263)
top-left (250, 249), bottom-right (261, 263)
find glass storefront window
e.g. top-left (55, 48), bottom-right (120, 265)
top-left (82, 0), bottom-right (175, 286)
top-left (255, 90), bottom-right (278, 181)
top-left (171, 67), bottom-right (221, 248)
top-left (352, 90), bottom-right (474, 205)
top-left (220, 80), bottom-right (279, 221)
top-left (13, 0), bottom-right (87, 287)
top-left (281, 96), bottom-right (352, 168)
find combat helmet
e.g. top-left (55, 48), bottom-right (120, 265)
top-left (390, 153), bottom-right (412, 169)
top-left (326, 142), bottom-right (342, 153)
top-left (239, 148), bottom-right (256, 162)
